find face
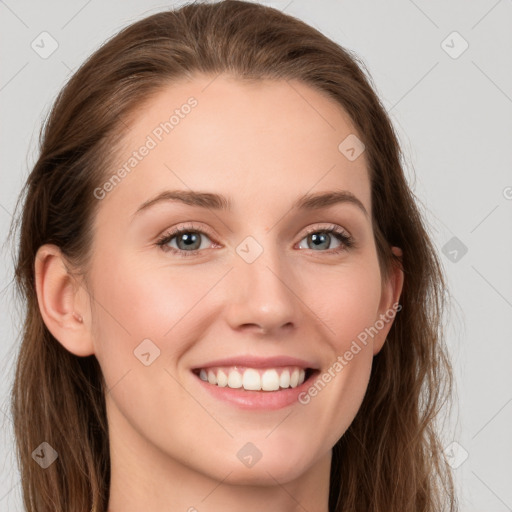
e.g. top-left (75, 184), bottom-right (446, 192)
top-left (85, 74), bottom-right (401, 486)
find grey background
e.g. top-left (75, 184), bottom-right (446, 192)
top-left (1, 0), bottom-right (511, 510)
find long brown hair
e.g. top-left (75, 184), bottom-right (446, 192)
top-left (9, 1), bottom-right (458, 510)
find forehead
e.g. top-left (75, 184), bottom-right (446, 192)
top-left (95, 74), bottom-right (371, 222)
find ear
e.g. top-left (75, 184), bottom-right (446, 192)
top-left (372, 246), bottom-right (404, 356)
top-left (34, 244), bottom-right (95, 357)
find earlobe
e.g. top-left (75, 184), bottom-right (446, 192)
top-left (373, 246), bottom-right (404, 356)
top-left (34, 244), bottom-right (94, 357)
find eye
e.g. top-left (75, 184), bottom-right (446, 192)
top-left (155, 223), bottom-right (216, 257)
top-left (155, 222), bottom-right (355, 258)
top-left (296, 225), bottom-right (354, 253)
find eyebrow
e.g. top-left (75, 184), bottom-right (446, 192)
top-left (132, 189), bottom-right (368, 218)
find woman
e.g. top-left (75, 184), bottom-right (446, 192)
top-left (9, 1), bottom-right (458, 510)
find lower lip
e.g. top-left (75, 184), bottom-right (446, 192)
top-left (193, 371), bottom-right (317, 410)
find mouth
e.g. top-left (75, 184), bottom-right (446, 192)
top-left (192, 366), bottom-right (318, 392)
top-left (190, 355), bottom-right (320, 409)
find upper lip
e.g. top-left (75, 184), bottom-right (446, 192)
top-left (192, 355), bottom-right (319, 370)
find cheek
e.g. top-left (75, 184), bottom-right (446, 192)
top-left (88, 254), bottom-right (233, 409)
top-left (291, 255), bottom-right (382, 430)
top-left (295, 255), bottom-right (383, 351)
top-left (88, 256), bottom-right (209, 435)
top-left (90, 252), bottom-right (208, 344)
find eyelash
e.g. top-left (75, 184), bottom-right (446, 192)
top-left (155, 222), bottom-right (355, 258)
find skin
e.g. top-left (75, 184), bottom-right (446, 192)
top-left (35, 74), bottom-right (403, 512)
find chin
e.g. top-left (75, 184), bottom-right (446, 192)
top-left (222, 458), bottom-right (317, 486)
top-left (196, 441), bottom-right (322, 486)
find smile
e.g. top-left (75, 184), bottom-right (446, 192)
top-left (194, 366), bottom-right (311, 391)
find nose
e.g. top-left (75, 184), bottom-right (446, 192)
top-left (223, 243), bottom-right (300, 336)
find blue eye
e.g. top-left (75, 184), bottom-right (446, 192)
top-left (156, 225), bottom-right (214, 257)
top-left (297, 226), bottom-right (354, 252)
top-left (155, 223), bottom-right (354, 258)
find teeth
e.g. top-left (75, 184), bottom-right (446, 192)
top-left (243, 369), bottom-right (260, 390)
top-left (227, 369), bottom-right (243, 388)
top-left (279, 370), bottom-right (290, 388)
top-left (217, 369), bottom-right (228, 387)
top-left (197, 366), bottom-right (308, 391)
top-left (261, 369), bottom-right (280, 391)
top-left (290, 369), bottom-right (299, 388)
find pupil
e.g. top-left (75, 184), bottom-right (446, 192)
top-left (310, 233), bottom-right (329, 250)
top-left (179, 232), bottom-right (200, 250)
